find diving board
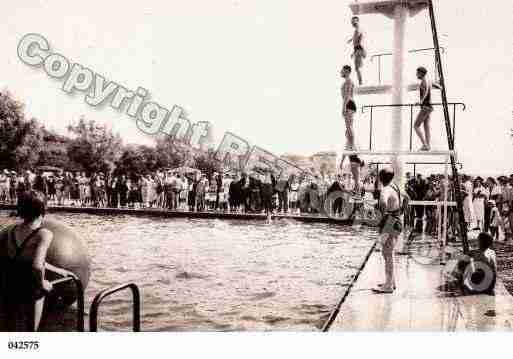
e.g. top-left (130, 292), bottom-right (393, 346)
top-left (355, 83), bottom-right (423, 95)
top-left (350, 0), bottom-right (428, 18)
top-left (342, 150), bottom-right (456, 156)
top-left (355, 85), bottom-right (392, 95)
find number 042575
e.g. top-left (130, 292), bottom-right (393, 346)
top-left (7, 341), bottom-right (40, 350)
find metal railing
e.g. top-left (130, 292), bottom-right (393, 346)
top-left (89, 282), bottom-right (141, 332)
top-left (360, 102), bottom-right (466, 151)
top-left (369, 161), bottom-right (463, 176)
top-left (49, 275), bottom-right (85, 332)
top-left (370, 47), bottom-right (445, 85)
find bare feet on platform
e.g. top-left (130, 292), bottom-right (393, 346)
top-left (377, 283), bottom-right (396, 290)
top-left (372, 284), bottom-right (395, 294)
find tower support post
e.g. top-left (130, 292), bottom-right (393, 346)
top-left (391, 3), bottom-right (408, 187)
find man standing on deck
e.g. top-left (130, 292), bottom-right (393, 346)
top-left (373, 168), bottom-right (404, 294)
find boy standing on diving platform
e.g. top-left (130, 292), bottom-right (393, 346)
top-left (341, 65), bottom-right (357, 152)
top-left (347, 16), bottom-right (366, 86)
top-left (414, 67), bottom-right (441, 151)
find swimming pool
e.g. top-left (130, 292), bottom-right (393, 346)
top-left (0, 211), bottom-right (377, 331)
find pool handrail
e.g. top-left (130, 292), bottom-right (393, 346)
top-left (89, 282), bottom-right (141, 332)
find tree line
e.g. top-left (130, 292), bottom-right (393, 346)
top-left (0, 90), bottom-right (221, 176)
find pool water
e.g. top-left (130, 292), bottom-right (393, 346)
top-left (0, 211), bottom-right (377, 331)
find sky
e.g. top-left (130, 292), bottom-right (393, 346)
top-left (1, 0), bottom-right (512, 175)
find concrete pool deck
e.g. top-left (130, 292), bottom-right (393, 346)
top-left (328, 243), bottom-right (513, 331)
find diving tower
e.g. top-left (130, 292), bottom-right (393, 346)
top-left (349, 0), bottom-right (431, 187)
top-left (347, 0), bottom-right (470, 253)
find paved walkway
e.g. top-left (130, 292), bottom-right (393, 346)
top-left (329, 243), bottom-right (513, 331)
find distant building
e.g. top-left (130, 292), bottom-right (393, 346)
top-left (280, 151), bottom-right (338, 175)
top-left (311, 151), bottom-right (337, 175)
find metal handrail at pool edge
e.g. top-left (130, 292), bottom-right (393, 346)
top-left (89, 282), bottom-right (141, 332)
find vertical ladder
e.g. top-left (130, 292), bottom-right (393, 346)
top-left (427, 0), bottom-right (469, 253)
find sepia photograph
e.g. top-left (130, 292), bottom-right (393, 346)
top-left (1, 0), bottom-right (512, 357)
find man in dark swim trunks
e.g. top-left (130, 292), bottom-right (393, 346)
top-left (341, 65), bottom-right (357, 151)
top-left (414, 67), bottom-right (441, 151)
top-left (373, 168), bottom-right (404, 294)
top-left (346, 16), bottom-right (366, 86)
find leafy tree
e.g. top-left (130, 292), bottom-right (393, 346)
top-left (115, 145), bottom-right (162, 175)
top-left (154, 135), bottom-right (186, 169)
top-left (36, 129), bottom-right (72, 169)
top-left (193, 148), bottom-right (222, 178)
top-left (67, 117), bottom-right (123, 174)
top-left (0, 91), bottom-right (45, 170)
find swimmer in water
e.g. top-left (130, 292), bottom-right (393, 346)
top-left (341, 65), bottom-right (357, 152)
top-left (414, 67), bottom-right (441, 151)
top-left (347, 16), bottom-right (366, 86)
top-left (0, 191), bottom-right (53, 331)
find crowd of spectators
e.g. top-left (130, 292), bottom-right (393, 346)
top-left (404, 172), bottom-right (513, 241)
top-left (1, 167), bottom-right (511, 241)
top-left (0, 167), bottom-right (370, 216)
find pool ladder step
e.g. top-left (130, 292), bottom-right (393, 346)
top-left (48, 276), bottom-right (141, 332)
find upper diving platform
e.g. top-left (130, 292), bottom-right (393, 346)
top-left (342, 150), bottom-right (456, 157)
top-left (355, 47), bottom-right (445, 95)
top-left (349, 0), bottom-right (428, 18)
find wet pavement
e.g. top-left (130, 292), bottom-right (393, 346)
top-left (329, 240), bottom-right (513, 331)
